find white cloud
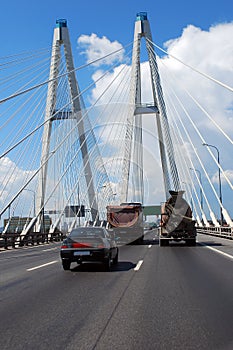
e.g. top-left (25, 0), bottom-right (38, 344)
top-left (159, 22), bottom-right (233, 133)
top-left (164, 23), bottom-right (233, 73)
top-left (0, 157), bottom-right (36, 218)
top-left (84, 22), bottom-right (233, 215)
top-left (89, 64), bottom-right (131, 104)
top-left (77, 33), bottom-right (125, 66)
top-left (212, 169), bottom-right (233, 185)
top-left (0, 157), bottom-right (35, 194)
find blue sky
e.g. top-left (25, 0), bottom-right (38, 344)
top-left (2, 0), bottom-right (232, 55)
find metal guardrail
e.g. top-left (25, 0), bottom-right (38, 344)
top-left (197, 226), bottom-right (233, 239)
top-left (0, 232), bottom-right (65, 250)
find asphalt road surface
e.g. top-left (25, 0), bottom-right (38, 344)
top-left (0, 231), bottom-right (233, 350)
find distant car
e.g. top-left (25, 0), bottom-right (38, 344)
top-left (60, 227), bottom-right (119, 271)
top-left (150, 223), bottom-right (158, 230)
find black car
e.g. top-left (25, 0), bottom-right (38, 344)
top-left (60, 227), bottom-right (118, 270)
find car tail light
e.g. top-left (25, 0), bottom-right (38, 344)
top-left (97, 244), bottom-right (105, 248)
top-left (61, 244), bottom-right (68, 249)
top-left (72, 242), bottom-right (92, 248)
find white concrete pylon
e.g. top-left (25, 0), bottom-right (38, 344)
top-left (36, 19), bottom-right (98, 231)
top-left (121, 12), bottom-right (180, 204)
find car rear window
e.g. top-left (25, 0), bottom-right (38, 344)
top-left (69, 228), bottom-right (105, 238)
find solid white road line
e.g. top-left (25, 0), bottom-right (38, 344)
top-left (134, 260), bottom-right (143, 271)
top-left (27, 260), bottom-right (58, 271)
top-left (198, 242), bottom-right (233, 261)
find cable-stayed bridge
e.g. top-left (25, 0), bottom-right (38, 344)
top-left (0, 12), bottom-right (232, 242)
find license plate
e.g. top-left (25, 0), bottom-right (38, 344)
top-left (74, 251), bottom-right (90, 256)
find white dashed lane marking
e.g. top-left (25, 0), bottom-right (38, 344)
top-left (134, 260), bottom-right (143, 271)
top-left (27, 260), bottom-right (58, 271)
top-left (198, 242), bottom-right (233, 261)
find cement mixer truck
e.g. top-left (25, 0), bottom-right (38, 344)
top-left (160, 191), bottom-right (196, 246)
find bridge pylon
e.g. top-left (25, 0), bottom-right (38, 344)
top-left (35, 19), bottom-right (98, 232)
top-left (121, 12), bottom-right (181, 203)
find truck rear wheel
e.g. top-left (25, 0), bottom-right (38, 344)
top-left (186, 238), bottom-right (196, 246)
top-left (160, 239), bottom-right (169, 247)
top-left (113, 249), bottom-right (119, 265)
top-left (135, 236), bottom-right (144, 245)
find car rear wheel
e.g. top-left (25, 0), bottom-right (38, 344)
top-left (103, 257), bottom-right (111, 271)
top-left (62, 260), bottom-right (71, 270)
top-left (113, 249), bottom-right (119, 265)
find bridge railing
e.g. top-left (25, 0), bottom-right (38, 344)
top-left (197, 226), bottom-right (233, 240)
top-left (0, 232), bottom-right (65, 250)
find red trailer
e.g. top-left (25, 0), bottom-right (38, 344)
top-left (107, 203), bottom-right (144, 245)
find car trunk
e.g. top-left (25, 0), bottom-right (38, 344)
top-left (68, 236), bottom-right (106, 248)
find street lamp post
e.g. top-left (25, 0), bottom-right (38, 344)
top-left (95, 184), bottom-right (106, 224)
top-left (182, 181), bottom-right (193, 211)
top-left (77, 173), bottom-right (88, 226)
top-left (95, 184), bottom-right (114, 225)
top-left (203, 143), bottom-right (223, 225)
top-left (112, 193), bottom-right (117, 202)
top-left (190, 168), bottom-right (203, 211)
top-left (78, 182), bottom-right (80, 227)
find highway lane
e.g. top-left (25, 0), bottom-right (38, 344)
top-left (0, 231), bottom-right (233, 350)
top-left (0, 243), bottom-right (60, 291)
